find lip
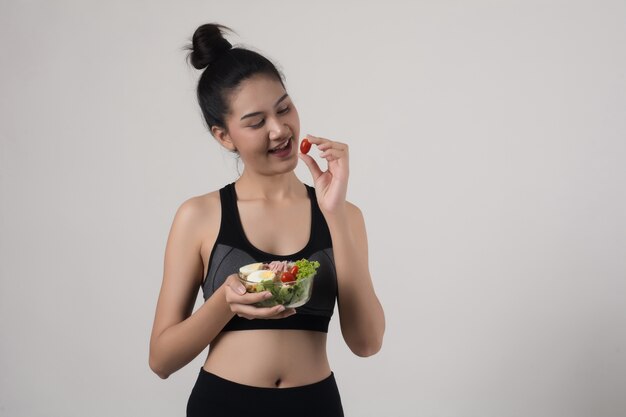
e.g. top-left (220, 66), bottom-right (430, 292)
top-left (268, 136), bottom-right (293, 152)
top-left (268, 137), bottom-right (293, 158)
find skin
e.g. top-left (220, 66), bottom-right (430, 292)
top-left (149, 73), bottom-right (385, 388)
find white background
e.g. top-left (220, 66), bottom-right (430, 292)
top-left (1, 1), bottom-right (625, 416)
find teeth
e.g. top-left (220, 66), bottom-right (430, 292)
top-left (271, 137), bottom-right (291, 152)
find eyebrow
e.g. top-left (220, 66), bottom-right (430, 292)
top-left (240, 93), bottom-right (290, 121)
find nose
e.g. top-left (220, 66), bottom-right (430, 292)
top-left (267, 117), bottom-right (290, 141)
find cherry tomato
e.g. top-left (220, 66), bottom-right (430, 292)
top-left (280, 271), bottom-right (295, 283)
top-left (289, 265), bottom-right (299, 276)
top-left (300, 138), bottom-right (311, 154)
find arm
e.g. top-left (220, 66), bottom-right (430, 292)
top-left (326, 202), bottom-right (385, 357)
top-left (148, 197), bottom-right (295, 379)
top-left (298, 134), bottom-right (385, 357)
top-left (148, 198), bottom-right (234, 379)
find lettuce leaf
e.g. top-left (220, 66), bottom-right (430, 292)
top-left (294, 259), bottom-right (320, 279)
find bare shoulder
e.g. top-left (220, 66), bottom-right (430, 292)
top-left (173, 190), bottom-right (220, 226)
top-left (174, 191), bottom-right (223, 279)
top-left (344, 200), bottom-right (366, 226)
top-left (171, 190), bottom-right (221, 249)
top-left (345, 200), bottom-right (363, 216)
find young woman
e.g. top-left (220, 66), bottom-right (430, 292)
top-left (149, 23), bottom-right (385, 417)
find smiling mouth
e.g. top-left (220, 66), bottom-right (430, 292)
top-left (268, 137), bottom-right (292, 153)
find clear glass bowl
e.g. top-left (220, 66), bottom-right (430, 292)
top-left (238, 271), bottom-right (316, 308)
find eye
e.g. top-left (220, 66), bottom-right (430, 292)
top-left (250, 120), bottom-right (265, 129)
top-left (249, 107), bottom-right (291, 129)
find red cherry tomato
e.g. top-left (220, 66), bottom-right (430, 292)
top-left (289, 265), bottom-right (299, 276)
top-left (300, 138), bottom-right (311, 154)
top-left (280, 271), bottom-right (295, 283)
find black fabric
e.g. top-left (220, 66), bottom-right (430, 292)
top-left (187, 367), bottom-right (345, 417)
top-left (202, 182), bottom-right (338, 333)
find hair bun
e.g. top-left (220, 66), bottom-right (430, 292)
top-left (185, 23), bottom-right (234, 70)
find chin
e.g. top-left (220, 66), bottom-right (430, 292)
top-left (270, 156), bottom-right (298, 176)
top-left (279, 157), bottom-right (298, 174)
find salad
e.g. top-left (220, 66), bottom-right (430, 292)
top-left (238, 259), bottom-right (320, 308)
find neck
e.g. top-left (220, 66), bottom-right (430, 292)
top-left (235, 170), bottom-right (304, 200)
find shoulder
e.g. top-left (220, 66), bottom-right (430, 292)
top-left (344, 200), bottom-right (366, 226)
top-left (169, 190), bottom-right (222, 241)
top-left (345, 200), bottom-right (369, 244)
top-left (345, 200), bottom-right (362, 216)
top-left (175, 190), bottom-right (220, 221)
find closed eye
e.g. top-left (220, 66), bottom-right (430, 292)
top-left (250, 106), bottom-right (291, 129)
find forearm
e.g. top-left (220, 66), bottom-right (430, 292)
top-left (326, 207), bottom-right (385, 356)
top-left (149, 285), bottom-right (234, 378)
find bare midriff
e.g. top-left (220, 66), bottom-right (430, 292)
top-left (203, 329), bottom-right (331, 388)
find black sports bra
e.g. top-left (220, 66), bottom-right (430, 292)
top-left (202, 182), bottom-right (337, 333)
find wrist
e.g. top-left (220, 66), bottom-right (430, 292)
top-left (215, 283), bottom-right (236, 317)
top-left (321, 203), bottom-right (349, 222)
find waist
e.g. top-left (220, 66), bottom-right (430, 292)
top-left (204, 329), bottom-right (330, 388)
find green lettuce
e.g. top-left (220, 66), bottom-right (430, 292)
top-left (294, 259), bottom-right (320, 279)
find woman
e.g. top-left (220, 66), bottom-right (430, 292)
top-left (149, 23), bottom-right (385, 417)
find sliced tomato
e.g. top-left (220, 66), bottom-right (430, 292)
top-left (300, 138), bottom-right (311, 154)
top-left (280, 271), bottom-right (295, 283)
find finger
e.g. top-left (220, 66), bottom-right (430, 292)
top-left (298, 153), bottom-right (324, 181)
top-left (234, 303), bottom-right (289, 318)
top-left (239, 290), bottom-right (274, 305)
top-left (225, 286), bottom-right (272, 305)
top-left (304, 134), bottom-right (331, 146)
top-left (225, 274), bottom-right (246, 295)
top-left (224, 284), bottom-right (245, 303)
top-left (316, 141), bottom-right (348, 152)
top-left (319, 148), bottom-right (346, 160)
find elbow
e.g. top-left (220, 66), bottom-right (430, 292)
top-left (347, 318), bottom-right (385, 357)
top-left (149, 361), bottom-right (170, 380)
top-left (149, 354), bottom-right (171, 380)
top-left (349, 334), bottom-right (384, 358)
top-left (352, 340), bottom-right (383, 358)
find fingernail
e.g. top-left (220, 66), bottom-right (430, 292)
top-left (277, 305), bottom-right (285, 312)
top-left (264, 292), bottom-right (272, 299)
top-left (238, 287), bottom-right (246, 295)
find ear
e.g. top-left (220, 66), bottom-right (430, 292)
top-left (211, 125), bottom-right (237, 152)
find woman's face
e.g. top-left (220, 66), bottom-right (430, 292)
top-left (214, 74), bottom-right (301, 175)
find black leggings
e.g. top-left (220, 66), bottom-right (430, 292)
top-left (187, 367), bottom-right (344, 417)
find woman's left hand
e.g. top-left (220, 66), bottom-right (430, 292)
top-left (298, 134), bottom-right (349, 215)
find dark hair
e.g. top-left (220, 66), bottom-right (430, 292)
top-left (183, 23), bottom-right (286, 134)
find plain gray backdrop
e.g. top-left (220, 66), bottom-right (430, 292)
top-left (1, 1), bottom-right (625, 416)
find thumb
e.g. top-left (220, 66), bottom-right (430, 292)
top-left (298, 153), bottom-right (323, 181)
top-left (228, 274), bottom-right (246, 294)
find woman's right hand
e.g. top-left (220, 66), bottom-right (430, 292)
top-left (223, 274), bottom-right (296, 320)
